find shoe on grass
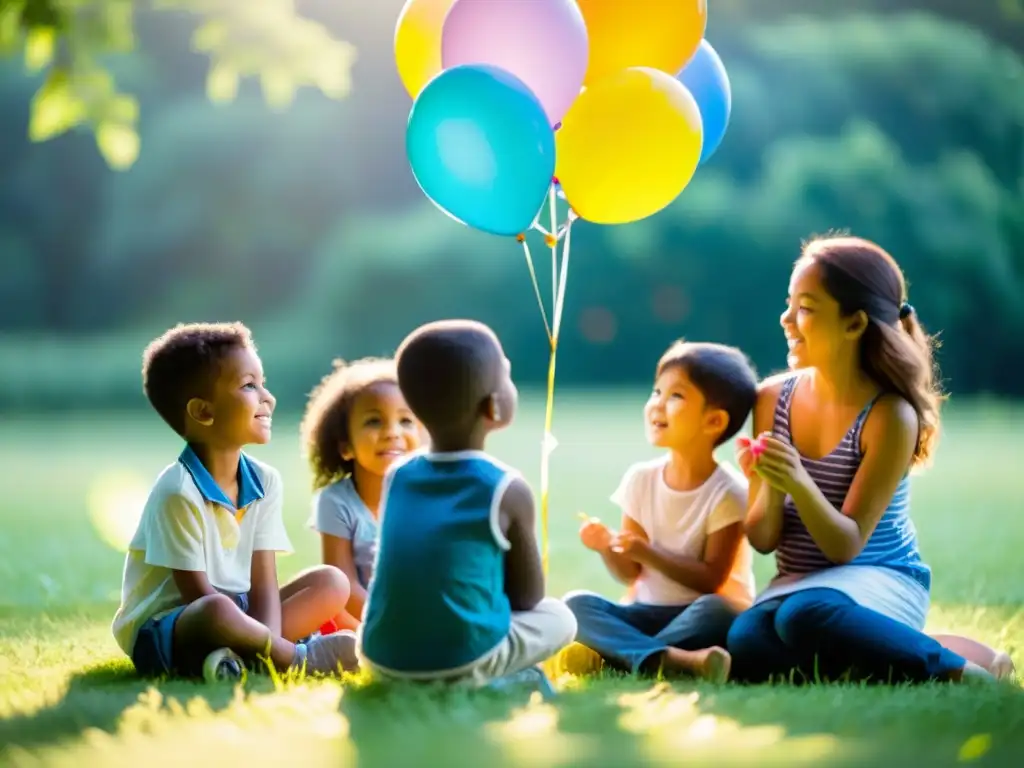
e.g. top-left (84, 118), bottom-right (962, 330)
top-left (202, 647), bottom-right (245, 683)
top-left (557, 642), bottom-right (604, 676)
top-left (298, 630), bottom-right (360, 675)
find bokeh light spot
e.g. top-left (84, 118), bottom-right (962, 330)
top-left (87, 471), bottom-right (149, 552)
top-left (579, 306), bottom-right (617, 344)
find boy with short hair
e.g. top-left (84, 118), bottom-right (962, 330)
top-left (565, 341), bottom-right (758, 683)
top-left (112, 322), bottom-right (359, 680)
top-left (358, 319), bottom-right (577, 689)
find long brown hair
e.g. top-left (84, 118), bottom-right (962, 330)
top-left (801, 236), bottom-right (945, 467)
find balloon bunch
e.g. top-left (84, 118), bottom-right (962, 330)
top-left (394, 0), bottom-right (732, 570)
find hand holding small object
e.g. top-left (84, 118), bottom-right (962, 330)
top-left (608, 530), bottom-right (650, 560)
top-left (752, 436), bottom-right (811, 495)
top-left (736, 434), bottom-right (768, 478)
top-left (577, 512), bottom-right (613, 552)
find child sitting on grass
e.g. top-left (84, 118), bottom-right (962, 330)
top-left (358, 319), bottom-right (577, 690)
top-left (111, 322), bottom-right (359, 681)
top-left (299, 357), bottom-right (424, 633)
top-left (563, 341), bottom-right (758, 683)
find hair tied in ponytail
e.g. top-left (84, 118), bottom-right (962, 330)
top-left (899, 302), bottom-right (913, 320)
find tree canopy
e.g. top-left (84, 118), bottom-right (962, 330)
top-left (0, 0), bottom-right (356, 168)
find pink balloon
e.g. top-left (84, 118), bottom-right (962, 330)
top-left (441, 0), bottom-right (588, 127)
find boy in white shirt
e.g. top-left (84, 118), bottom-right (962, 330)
top-left (565, 341), bottom-right (758, 683)
top-left (112, 322), bottom-right (360, 680)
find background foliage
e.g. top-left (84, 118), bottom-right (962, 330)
top-left (1, 0), bottom-right (1022, 412)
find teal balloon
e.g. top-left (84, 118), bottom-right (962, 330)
top-left (406, 64), bottom-right (555, 237)
top-left (678, 40), bottom-right (731, 165)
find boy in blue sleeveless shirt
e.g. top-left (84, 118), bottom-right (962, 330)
top-left (359, 320), bottom-right (577, 687)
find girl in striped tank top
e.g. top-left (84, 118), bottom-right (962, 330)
top-left (726, 236), bottom-right (1012, 684)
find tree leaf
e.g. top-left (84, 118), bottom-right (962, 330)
top-left (24, 26), bottom-right (55, 72)
top-left (104, 93), bottom-right (139, 124)
top-left (96, 121), bottom-right (140, 170)
top-left (100, 0), bottom-right (135, 52)
top-left (193, 18), bottom-right (228, 52)
top-left (0, 6), bottom-right (20, 53)
top-left (313, 45), bottom-right (357, 99)
top-left (29, 69), bottom-right (86, 142)
top-left (206, 61), bottom-right (239, 103)
top-left (260, 69), bottom-right (295, 110)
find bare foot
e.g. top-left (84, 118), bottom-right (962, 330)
top-left (990, 652), bottom-right (1015, 681)
top-left (950, 661), bottom-right (997, 685)
top-left (661, 646), bottom-right (732, 684)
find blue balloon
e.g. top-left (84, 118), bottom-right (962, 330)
top-left (406, 64), bottom-right (556, 237)
top-left (678, 40), bottom-right (732, 165)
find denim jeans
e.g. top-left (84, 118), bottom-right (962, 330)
top-left (564, 591), bottom-right (739, 674)
top-left (726, 587), bottom-right (966, 684)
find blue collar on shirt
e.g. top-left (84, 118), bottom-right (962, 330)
top-left (178, 444), bottom-right (265, 512)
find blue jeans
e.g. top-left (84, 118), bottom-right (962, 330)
top-left (132, 591), bottom-right (249, 678)
top-left (564, 591), bottom-right (739, 674)
top-left (726, 588), bottom-right (966, 684)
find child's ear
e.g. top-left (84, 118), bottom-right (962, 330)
top-left (704, 408), bottom-right (728, 440)
top-left (482, 394), bottom-right (499, 423)
top-left (186, 398), bottom-right (214, 427)
top-left (339, 441), bottom-right (354, 461)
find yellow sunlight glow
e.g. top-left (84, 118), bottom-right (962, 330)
top-left (617, 683), bottom-right (851, 765)
top-left (86, 471), bottom-right (150, 552)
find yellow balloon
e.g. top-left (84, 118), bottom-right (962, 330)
top-left (394, 0), bottom-right (457, 99)
top-left (555, 68), bottom-right (703, 226)
top-left (577, 0), bottom-right (708, 86)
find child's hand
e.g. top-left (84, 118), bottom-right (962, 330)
top-left (578, 515), bottom-right (613, 552)
top-left (753, 436), bottom-right (809, 495)
top-left (736, 434), bottom-right (769, 479)
top-left (609, 530), bottom-right (650, 561)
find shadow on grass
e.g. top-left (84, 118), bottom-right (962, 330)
top-left (1, 665), bottom-right (651, 767)
top-left (694, 677), bottom-right (1024, 766)
top-left (4, 620), bottom-right (1023, 768)
top-left (336, 675), bottom-right (648, 767)
top-left (0, 660), bottom-right (255, 755)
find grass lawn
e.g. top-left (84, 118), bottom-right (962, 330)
top-left (1, 391), bottom-right (1022, 766)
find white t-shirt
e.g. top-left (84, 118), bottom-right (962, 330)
top-left (111, 449), bottom-right (293, 655)
top-left (611, 457), bottom-right (755, 609)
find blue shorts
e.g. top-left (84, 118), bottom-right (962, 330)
top-left (132, 592), bottom-right (249, 677)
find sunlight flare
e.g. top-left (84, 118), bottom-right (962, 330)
top-left (485, 692), bottom-right (594, 766)
top-left (19, 683), bottom-right (355, 767)
top-left (86, 471), bottom-right (150, 552)
top-left (616, 683), bottom-right (851, 765)
top-left (958, 734), bottom-right (993, 762)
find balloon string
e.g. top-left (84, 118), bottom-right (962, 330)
top-left (520, 238), bottom-right (552, 342)
top-left (548, 185), bottom-right (558, 316)
top-left (553, 221), bottom-right (573, 339)
top-left (540, 332), bottom-right (557, 576)
top-left (538, 189), bottom-right (573, 576)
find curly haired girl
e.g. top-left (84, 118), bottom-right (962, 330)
top-left (300, 357), bottom-right (424, 632)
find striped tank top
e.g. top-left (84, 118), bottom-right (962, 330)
top-left (772, 374), bottom-right (931, 591)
